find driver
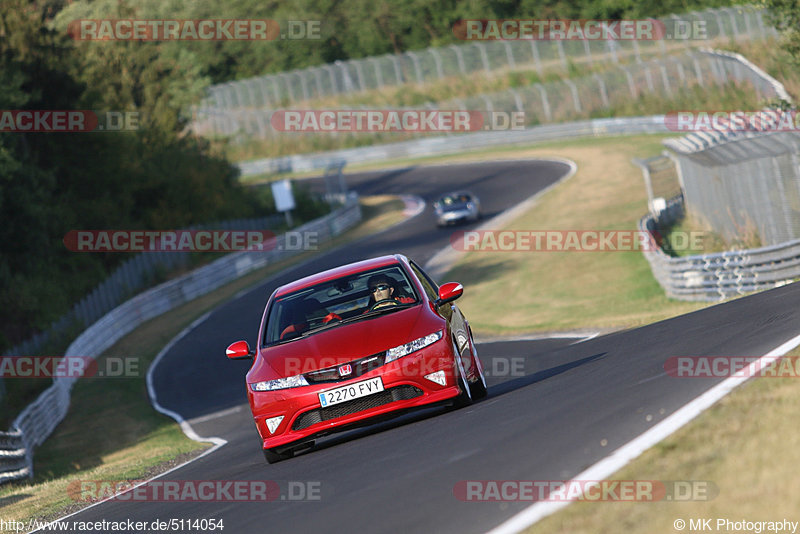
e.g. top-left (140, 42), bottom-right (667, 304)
top-left (366, 274), bottom-right (415, 310)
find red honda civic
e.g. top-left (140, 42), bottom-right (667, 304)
top-left (226, 254), bottom-right (487, 463)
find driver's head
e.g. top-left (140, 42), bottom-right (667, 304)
top-left (367, 274), bottom-right (395, 301)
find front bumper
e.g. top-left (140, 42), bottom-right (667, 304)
top-left (437, 210), bottom-right (476, 225)
top-left (250, 346), bottom-right (461, 450)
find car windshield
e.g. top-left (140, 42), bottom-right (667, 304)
top-left (262, 265), bottom-right (419, 346)
top-left (438, 194), bottom-right (472, 208)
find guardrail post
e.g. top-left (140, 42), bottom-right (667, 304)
top-left (529, 41), bottom-right (544, 77)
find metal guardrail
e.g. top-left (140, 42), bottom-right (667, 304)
top-left (239, 115), bottom-right (672, 175)
top-left (635, 47), bottom-right (799, 301)
top-left (639, 196), bottom-right (799, 300)
top-left (0, 196), bottom-right (361, 484)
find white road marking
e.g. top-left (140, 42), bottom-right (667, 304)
top-left (486, 331), bottom-right (800, 534)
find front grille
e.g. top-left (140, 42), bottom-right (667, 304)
top-left (292, 385), bottom-right (423, 431)
top-left (304, 353), bottom-right (385, 384)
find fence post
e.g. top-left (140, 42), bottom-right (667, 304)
top-left (370, 58), bottom-right (384, 88)
top-left (582, 39), bottom-right (592, 66)
top-left (564, 80), bottom-right (582, 113)
top-left (430, 48), bottom-right (445, 79)
top-left (529, 41), bottom-right (544, 77)
top-left (503, 41), bottom-right (516, 69)
top-left (660, 64), bottom-right (672, 95)
top-left (451, 45), bottom-right (467, 75)
top-left (475, 43), bottom-right (491, 72)
top-left (535, 84), bottom-right (552, 121)
top-left (406, 51), bottom-right (424, 83)
top-left (595, 74), bottom-right (609, 107)
top-left (391, 55), bottom-right (403, 83)
top-left (555, 40), bottom-right (568, 71)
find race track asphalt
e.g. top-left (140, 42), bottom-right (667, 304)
top-left (48, 160), bottom-right (800, 534)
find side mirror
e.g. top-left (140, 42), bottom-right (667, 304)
top-left (226, 340), bottom-right (253, 360)
top-left (434, 282), bottom-right (463, 307)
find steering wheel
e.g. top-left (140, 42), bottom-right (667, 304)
top-left (370, 298), bottom-right (399, 311)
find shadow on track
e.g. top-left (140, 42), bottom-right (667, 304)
top-left (487, 352), bottom-right (607, 398)
top-left (286, 352), bottom-right (606, 460)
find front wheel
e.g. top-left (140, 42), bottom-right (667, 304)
top-left (451, 339), bottom-right (473, 408)
top-left (467, 334), bottom-right (488, 399)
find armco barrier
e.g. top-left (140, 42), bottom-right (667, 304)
top-left (238, 115), bottom-right (672, 176)
top-left (639, 197), bottom-right (800, 300)
top-left (0, 195), bottom-right (361, 484)
top-left (635, 46), bottom-right (799, 301)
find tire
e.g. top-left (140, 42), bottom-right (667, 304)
top-left (467, 335), bottom-right (488, 400)
top-left (469, 373), bottom-right (488, 399)
top-left (452, 373), bottom-right (473, 408)
top-left (263, 447), bottom-right (294, 464)
top-left (451, 339), bottom-right (473, 408)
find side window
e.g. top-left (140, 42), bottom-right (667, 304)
top-left (409, 261), bottom-right (438, 301)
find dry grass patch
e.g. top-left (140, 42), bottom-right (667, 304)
top-left (527, 346), bottom-right (800, 534)
top-left (445, 135), bottom-right (708, 334)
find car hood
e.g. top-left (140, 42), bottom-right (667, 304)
top-left (251, 304), bottom-right (439, 379)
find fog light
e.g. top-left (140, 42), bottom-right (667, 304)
top-left (265, 416), bottom-right (284, 434)
top-left (424, 370), bottom-right (447, 386)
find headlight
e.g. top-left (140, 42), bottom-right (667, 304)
top-left (385, 330), bottom-right (443, 364)
top-left (250, 375), bottom-right (310, 391)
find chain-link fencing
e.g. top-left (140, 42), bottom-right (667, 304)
top-left (193, 6), bottom-right (772, 116)
top-left (192, 46), bottom-right (777, 142)
top-left (637, 50), bottom-right (799, 301)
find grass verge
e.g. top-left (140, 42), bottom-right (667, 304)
top-left (0, 195), bottom-right (406, 528)
top-left (526, 345), bottom-right (800, 534)
top-left (443, 135), bottom-right (709, 335)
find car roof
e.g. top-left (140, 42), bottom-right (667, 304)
top-left (437, 190), bottom-right (474, 200)
top-left (274, 254), bottom-right (409, 297)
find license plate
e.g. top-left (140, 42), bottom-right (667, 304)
top-left (319, 377), bottom-right (384, 408)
